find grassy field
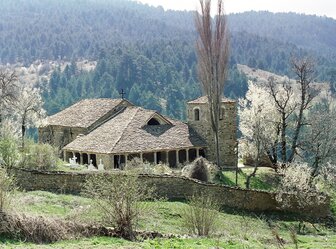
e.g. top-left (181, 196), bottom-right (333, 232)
top-left (215, 167), bottom-right (279, 191)
top-left (1, 190), bottom-right (335, 248)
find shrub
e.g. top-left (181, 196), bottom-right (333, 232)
top-left (19, 142), bottom-right (58, 170)
top-left (0, 168), bottom-right (15, 212)
top-left (0, 212), bottom-right (86, 243)
top-left (276, 163), bottom-right (327, 209)
top-left (82, 172), bottom-right (155, 241)
top-left (182, 157), bottom-right (218, 182)
top-left (0, 137), bottom-right (20, 171)
top-left (181, 191), bottom-right (220, 236)
top-left (125, 157), bottom-right (172, 175)
top-left (124, 157), bottom-right (151, 174)
top-left (152, 162), bottom-right (172, 175)
top-left (316, 163), bottom-right (336, 194)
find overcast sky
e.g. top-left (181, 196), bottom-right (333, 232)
top-left (134, 0), bottom-right (336, 19)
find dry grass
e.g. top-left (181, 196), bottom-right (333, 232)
top-left (0, 212), bottom-right (89, 243)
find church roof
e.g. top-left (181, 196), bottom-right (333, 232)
top-left (41, 98), bottom-right (129, 128)
top-left (63, 106), bottom-right (206, 154)
top-left (188, 96), bottom-right (235, 104)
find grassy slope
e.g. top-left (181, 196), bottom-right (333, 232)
top-left (1, 190), bottom-right (335, 248)
top-left (216, 167), bottom-right (279, 191)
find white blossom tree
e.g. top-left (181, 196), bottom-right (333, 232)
top-left (302, 92), bottom-right (336, 175)
top-left (12, 86), bottom-right (46, 148)
top-left (239, 81), bottom-right (281, 167)
top-left (0, 70), bottom-right (18, 133)
top-left (240, 72), bottom-right (334, 170)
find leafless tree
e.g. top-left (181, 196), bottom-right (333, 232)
top-left (0, 70), bottom-right (18, 128)
top-left (266, 77), bottom-right (297, 163)
top-left (195, 0), bottom-right (230, 167)
top-left (288, 57), bottom-right (318, 162)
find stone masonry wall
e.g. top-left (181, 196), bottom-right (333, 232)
top-left (39, 126), bottom-right (86, 156)
top-left (187, 102), bottom-right (238, 168)
top-left (13, 169), bottom-right (330, 218)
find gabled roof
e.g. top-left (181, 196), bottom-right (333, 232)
top-left (41, 98), bottom-right (130, 128)
top-left (63, 106), bottom-right (206, 154)
top-left (188, 96), bottom-right (235, 104)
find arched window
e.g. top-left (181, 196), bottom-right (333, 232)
top-left (147, 118), bottom-right (160, 125)
top-left (194, 108), bottom-right (200, 121)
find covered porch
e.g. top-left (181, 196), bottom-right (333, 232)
top-left (63, 147), bottom-right (206, 170)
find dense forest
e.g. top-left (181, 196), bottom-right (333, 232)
top-left (1, 0), bottom-right (336, 119)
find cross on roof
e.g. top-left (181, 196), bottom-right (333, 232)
top-left (119, 89), bottom-right (126, 99)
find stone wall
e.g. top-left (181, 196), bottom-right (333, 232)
top-left (13, 168), bottom-right (330, 218)
top-left (39, 126), bottom-right (86, 156)
top-left (187, 101), bottom-right (238, 168)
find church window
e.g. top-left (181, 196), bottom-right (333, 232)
top-left (147, 118), bottom-right (161, 125)
top-left (194, 108), bottom-right (200, 121)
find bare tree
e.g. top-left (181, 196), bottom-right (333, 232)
top-left (266, 77), bottom-right (297, 163)
top-left (288, 57), bottom-right (318, 162)
top-left (195, 0), bottom-right (230, 167)
top-left (0, 71), bottom-right (18, 129)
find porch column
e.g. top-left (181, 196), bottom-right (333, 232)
top-left (154, 152), bottom-right (157, 164)
top-left (176, 150), bottom-right (179, 166)
top-left (166, 151), bottom-right (169, 165)
top-left (88, 154), bottom-right (91, 164)
top-left (196, 148), bottom-right (200, 158)
top-left (186, 149), bottom-right (189, 163)
top-left (125, 154), bottom-right (128, 168)
top-left (63, 151), bottom-right (66, 161)
top-left (79, 153), bottom-right (83, 165)
top-left (111, 155), bottom-right (114, 169)
top-left (140, 153), bottom-right (143, 166)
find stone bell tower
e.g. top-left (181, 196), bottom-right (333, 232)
top-left (187, 96), bottom-right (238, 168)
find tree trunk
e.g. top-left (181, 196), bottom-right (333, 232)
top-left (281, 113), bottom-right (287, 162)
top-left (215, 129), bottom-right (220, 167)
top-left (288, 104), bottom-right (304, 162)
top-left (246, 165), bottom-right (258, 189)
top-left (22, 116), bottom-right (26, 148)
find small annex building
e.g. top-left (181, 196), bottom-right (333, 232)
top-left (39, 97), bottom-right (237, 169)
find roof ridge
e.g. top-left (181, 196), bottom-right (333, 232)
top-left (109, 107), bottom-right (140, 153)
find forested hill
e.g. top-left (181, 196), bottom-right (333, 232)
top-left (1, 0), bottom-right (336, 119)
top-left (229, 11), bottom-right (336, 59)
top-left (1, 0), bottom-right (336, 67)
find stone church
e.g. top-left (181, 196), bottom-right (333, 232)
top-left (39, 97), bottom-right (237, 169)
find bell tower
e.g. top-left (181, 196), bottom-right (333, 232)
top-left (187, 96), bottom-right (238, 168)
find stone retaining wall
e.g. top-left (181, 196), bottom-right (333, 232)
top-left (13, 168), bottom-right (330, 218)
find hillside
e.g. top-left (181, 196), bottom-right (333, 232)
top-left (229, 11), bottom-right (336, 59)
top-left (1, 0), bottom-right (336, 117)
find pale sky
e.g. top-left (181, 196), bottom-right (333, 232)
top-left (134, 0), bottom-right (336, 19)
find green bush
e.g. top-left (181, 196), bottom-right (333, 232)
top-left (19, 142), bottom-right (58, 170)
top-left (125, 158), bottom-right (172, 175)
top-left (181, 191), bottom-right (220, 236)
top-left (182, 157), bottom-right (219, 182)
top-left (0, 137), bottom-right (20, 171)
top-left (82, 173), bottom-right (155, 241)
top-left (0, 168), bottom-right (15, 212)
